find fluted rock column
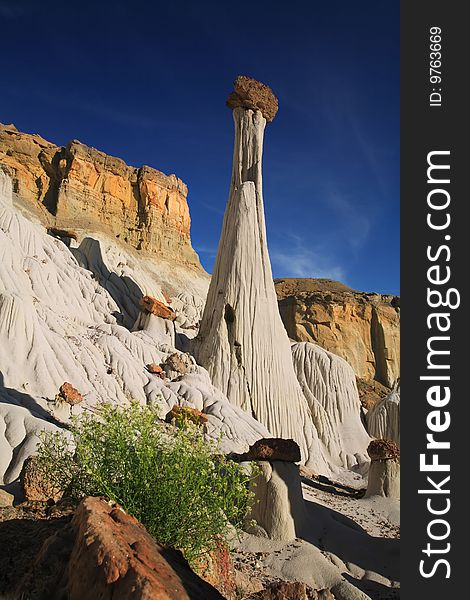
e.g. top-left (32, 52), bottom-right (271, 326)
top-left (193, 77), bottom-right (328, 472)
top-left (365, 439), bottom-right (400, 499)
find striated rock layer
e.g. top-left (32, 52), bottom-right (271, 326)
top-left (0, 122), bottom-right (201, 267)
top-left (275, 278), bottom-right (400, 389)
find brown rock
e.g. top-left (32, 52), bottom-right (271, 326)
top-left (140, 296), bottom-right (176, 320)
top-left (14, 496), bottom-right (224, 600)
top-left (239, 438), bottom-right (301, 463)
top-left (146, 363), bottom-right (165, 377)
top-left (275, 278), bottom-right (400, 389)
top-left (165, 405), bottom-right (208, 426)
top-left (233, 569), bottom-right (264, 596)
top-left (20, 456), bottom-right (62, 502)
top-left (0, 123), bottom-right (203, 269)
top-left (367, 439), bottom-right (400, 461)
top-left (195, 537), bottom-right (235, 599)
top-left (226, 76), bottom-right (279, 122)
top-left (356, 377), bottom-right (390, 410)
top-left (163, 351), bottom-right (190, 374)
top-left (56, 382), bottom-right (83, 405)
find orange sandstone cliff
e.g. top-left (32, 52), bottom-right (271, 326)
top-left (275, 278), bottom-right (400, 396)
top-left (0, 123), bottom-right (201, 267)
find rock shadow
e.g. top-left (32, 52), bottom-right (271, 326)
top-left (300, 498), bottom-right (400, 583)
top-left (0, 372), bottom-right (63, 428)
top-left (70, 237), bottom-right (144, 329)
top-left (0, 513), bottom-right (73, 598)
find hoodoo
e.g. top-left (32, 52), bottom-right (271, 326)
top-left (193, 77), bottom-right (328, 471)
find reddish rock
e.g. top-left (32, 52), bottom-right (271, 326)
top-left (367, 439), bottom-right (400, 461)
top-left (165, 405), bottom-right (208, 426)
top-left (140, 296), bottom-right (176, 321)
top-left (65, 497), bottom-right (223, 599)
top-left (56, 382), bottom-right (83, 405)
top-left (146, 363), bottom-right (165, 378)
top-left (226, 76), bottom-right (279, 122)
top-left (20, 455), bottom-right (62, 502)
top-left (239, 438), bottom-right (301, 463)
top-left (195, 537), bottom-right (236, 599)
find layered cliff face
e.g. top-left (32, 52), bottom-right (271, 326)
top-left (275, 278), bottom-right (400, 390)
top-left (0, 123), bottom-right (200, 266)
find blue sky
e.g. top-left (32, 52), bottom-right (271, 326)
top-left (0, 0), bottom-right (399, 294)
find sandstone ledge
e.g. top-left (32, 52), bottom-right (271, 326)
top-left (0, 123), bottom-right (202, 268)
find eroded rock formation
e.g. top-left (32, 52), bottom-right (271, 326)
top-left (366, 385), bottom-right (400, 446)
top-left (291, 342), bottom-right (370, 474)
top-left (247, 460), bottom-right (306, 541)
top-left (0, 122), bottom-right (201, 267)
top-left (0, 169), bottom-right (269, 482)
top-left (193, 78), bottom-right (330, 472)
top-left (275, 278), bottom-right (400, 390)
top-left (365, 439), bottom-right (400, 499)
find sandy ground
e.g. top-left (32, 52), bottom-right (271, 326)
top-left (232, 478), bottom-right (400, 600)
top-left (302, 483), bottom-right (400, 540)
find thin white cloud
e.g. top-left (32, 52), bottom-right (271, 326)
top-left (270, 233), bottom-right (345, 281)
top-left (193, 244), bottom-right (218, 259)
top-left (326, 188), bottom-right (371, 251)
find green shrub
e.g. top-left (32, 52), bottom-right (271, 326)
top-left (37, 403), bottom-right (255, 563)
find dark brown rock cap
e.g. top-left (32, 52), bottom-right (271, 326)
top-left (367, 439), bottom-right (400, 461)
top-left (226, 76), bottom-right (278, 122)
top-left (237, 438), bottom-right (301, 463)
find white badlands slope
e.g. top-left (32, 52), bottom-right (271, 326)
top-left (0, 170), bottom-right (269, 484)
top-left (0, 163), bottom-right (372, 485)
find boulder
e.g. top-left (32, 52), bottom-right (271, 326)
top-left (20, 455), bottom-right (62, 503)
top-left (56, 382), bottom-right (83, 406)
top-left (367, 439), bottom-right (399, 461)
top-left (14, 496), bottom-right (224, 600)
top-left (146, 363), bottom-right (165, 377)
top-left (163, 351), bottom-right (191, 375)
top-left (139, 296), bottom-right (176, 320)
top-left (165, 405), bottom-right (208, 426)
